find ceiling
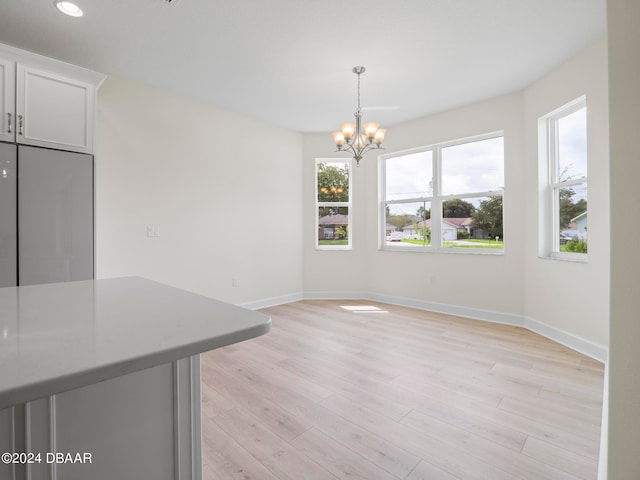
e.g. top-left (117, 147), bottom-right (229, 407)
top-left (0, 0), bottom-right (606, 133)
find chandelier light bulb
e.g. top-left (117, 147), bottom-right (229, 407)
top-left (363, 122), bottom-right (380, 139)
top-left (340, 123), bottom-right (355, 140)
top-left (374, 128), bottom-right (387, 145)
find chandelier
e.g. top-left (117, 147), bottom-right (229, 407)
top-left (332, 66), bottom-right (386, 166)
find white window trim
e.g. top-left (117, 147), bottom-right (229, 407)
top-left (315, 158), bottom-right (353, 251)
top-left (538, 96), bottom-right (588, 262)
top-left (379, 131), bottom-right (505, 255)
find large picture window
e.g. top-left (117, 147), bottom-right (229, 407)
top-left (381, 133), bottom-right (504, 253)
top-left (539, 97), bottom-right (588, 259)
top-left (316, 159), bottom-right (351, 250)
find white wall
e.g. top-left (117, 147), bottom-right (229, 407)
top-left (606, 0), bottom-right (640, 477)
top-left (95, 76), bottom-right (304, 305)
top-left (523, 37), bottom-right (609, 349)
top-left (302, 37), bottom-right (609, 352)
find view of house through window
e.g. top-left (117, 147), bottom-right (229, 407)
top-left (540, 98), bottom-right (588, 257)
top-left (316, 159), bottom-right (351, 249)
top-left (382, 134), bottom-right (504, 252)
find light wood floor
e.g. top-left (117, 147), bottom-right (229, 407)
top-left (200, 300), bottom-right (604, 480)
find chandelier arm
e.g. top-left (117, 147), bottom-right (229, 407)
top-left (334, 140), bottom-right (383, 156)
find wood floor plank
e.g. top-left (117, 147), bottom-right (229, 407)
top-left (320, 393), bottom-right (521, 480)
top-left (400, 408), bottom-right (583, 480)
top-left (200, 300), bottom-right (604, 480)
top-left (275, 356), bottom-right (414, 422)
top-left (287, 393), bottom-right (420, 478)
top-left (404, 401), bottom-right (528, 452)
top-left (211, 347), bottom-right (334, 403)
top-left (522, 436), bottom-right (598, 480)
top-left (387, 371), bottom-right (601, 459)
top-left (208, 373), bottom-right (312, 442)
top-left (497, 396), bottom-right (602, 436)
top-left (201, 416), bottom-right (281, 480)
top-left (213, 406), bottom-right (339, 480)
top-left (290, 427), bottom-right (399, 480)
top-left (201, 382), bottom-right (236, 420)
top-left (405, 460), bottom-right (463, 480)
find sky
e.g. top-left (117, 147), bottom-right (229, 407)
top-left (385, 136), bottom-right (504, 215)
top-left (558, 106), bottom-right (587, 181)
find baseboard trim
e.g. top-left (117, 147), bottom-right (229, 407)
top-left (524, 316), bottom-right (608, 363)
top-left (237, 292), bottom-right (304, 311)
top-left (364, 292), bottom-right (526, 327)
top-left (303, 290), bottom-right (371, 301)
top-left (238, 290), bottom-right (608, 363)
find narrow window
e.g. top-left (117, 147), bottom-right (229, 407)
top-left (539, 98), bottom-right (588, 259)
top-left (316, 159), bottom-right (351, 250)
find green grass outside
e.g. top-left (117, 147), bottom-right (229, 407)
top-left (399, 238), bottom-right (503, 249)
top-left (402, 238), bottom-right (431, 246)
top-left (319, 239), bottom-right (349, 246)
top-left (559, 243), bottom-right (588, 253)
top-left (444, 240), bottom-right (503, 249)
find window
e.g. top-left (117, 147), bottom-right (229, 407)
top-left (381, 133), bottom-right (504, 253)
top-left (316, 159), bottom-right (351, 249)
top-left (539, 97), bottom-right (588, 259)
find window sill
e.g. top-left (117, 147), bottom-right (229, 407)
top-left (316, 246), bottom-right (352, 251)
top-left (540, 252), bottom-right (588, 263)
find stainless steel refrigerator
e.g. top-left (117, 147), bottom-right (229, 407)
top-left (0, 143), bottom-right (93, 287)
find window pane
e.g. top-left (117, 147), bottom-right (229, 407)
top-left (318, 206), bottom-right (349, 246)
top-left (385, 151), bottom-right (433, 200)
top-left (558, 183), bottom-right (587, 253)
top-left (386, 201), bottom-right (431, 246)
top-left (557, 107), bottom-right (587, 181)
top-left (441, 137), bottom-right (504, 195)
top-left (442, 196), bottom-right (503, 249)
top-left (317, 161), bottom-right (349, 202)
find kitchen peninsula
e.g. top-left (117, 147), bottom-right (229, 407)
top-left (0, 276), bottom-right (271, 480)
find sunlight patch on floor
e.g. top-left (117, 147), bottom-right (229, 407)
top-left (340, 305), bottom-right (388, 313)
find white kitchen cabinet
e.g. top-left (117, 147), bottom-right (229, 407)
top-left (0, 57), bottom-right (15, 142)
top-left (0, 43), bottom-right (104, 154)
top-left (16, 65), bottom-right (95, 153)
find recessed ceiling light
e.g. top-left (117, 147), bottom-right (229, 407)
top-left (54, 1), bottom-right (83, 17)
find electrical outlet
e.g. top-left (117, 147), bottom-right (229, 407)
top-left (146, 226), bottom-right (160, 238)
top-left (232, 278), bottom-right (240, 287)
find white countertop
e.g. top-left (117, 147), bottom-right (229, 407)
top-left (0, 277), bottom-right (271, 410)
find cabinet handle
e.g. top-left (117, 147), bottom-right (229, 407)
top-left (18, 115), bottom-right (23, 136)
top-left (6, 113), bottom-right (11, 134)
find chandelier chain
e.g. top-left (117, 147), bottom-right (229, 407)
top-left (357, 70), bottom-right (361, 113)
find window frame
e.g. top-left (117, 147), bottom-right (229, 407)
top-left (379, 131), bottom-right (505, 254)
top-left (315, 158), bottom-right (353, 251)
top-left (538, 96), bottom-right (588, 262)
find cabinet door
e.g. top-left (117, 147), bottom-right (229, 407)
top-left (18, 146), bottom-right (94, 286)
top-left (0, 58), bottom-right (15, 142)
top-left (16, 65), bottom-right (94, 153)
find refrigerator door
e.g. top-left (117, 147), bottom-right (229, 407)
top-left (18, 146), bottom-right (93, 286)
top-left (0, 142), bottom-right (17, 287)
